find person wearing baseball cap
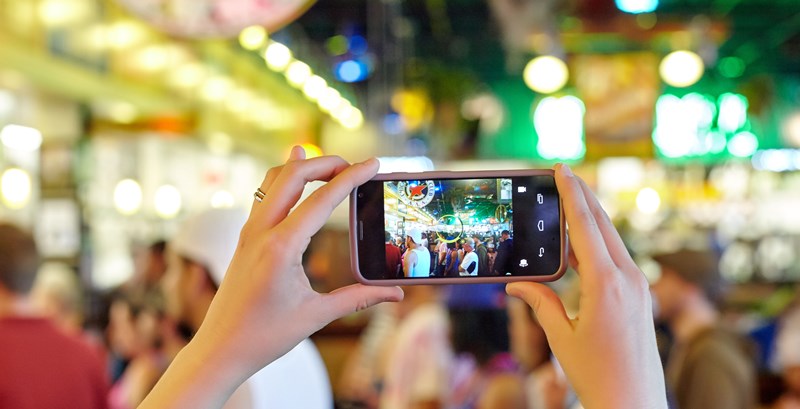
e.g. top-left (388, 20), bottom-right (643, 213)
top-left (163, 208), bottom-right (332, 409)
top-left (403, 228), bottom-right (430, 278)
top-left (650, 248), bottom-right (756, 409)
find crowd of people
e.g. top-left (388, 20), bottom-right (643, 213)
top-left (1, 153), bottom-right (800, 409)
top-left (384, 229), bottom-right (514, 279)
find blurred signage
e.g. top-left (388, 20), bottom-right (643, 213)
top-left (573, 53), bottom-right (659, 159)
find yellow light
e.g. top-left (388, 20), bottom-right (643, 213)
top-left (201, 77), bottom-right (234, 101)
top-left (1, 124), bottom-right (43, 151)
top-left (226, 88), bottom-right (254, 113)
top-left (113, 179), bottom-right (142, 215)
top-left (107, 20), bottom-right (147, 50)
top-left (636, 187), bottom-right (661, 214)
top-left (107, 102), bottom-right (138, 124)
top-left (154, 185), bottom-right (182, 219)
top-left (1, 168), bottom-right (31, 209)
top-left (285, 61), bottom-right (312, 88)
top-left (659, 51), bottom-right (704, 88)
top-left (137, 46), bottom-right (169, 72)
top-left (39, 0), bottom-right (92, 27)
top-left (338, 107), bottom-right (364, 130)
top-left (302, 75), bottom-right (328, 101)
top-left (210, 190), bottom-right (235, 209)
top-left (523, 56), bottom-right (569, 94)
top-left (317, 88), bottom-right (342, 113)
top-left (300, 143), bottom-right (323, 159)
top-left (264, 42), bottom-right (293, 72)
top-left (239, 25), bottom-right (268, 50)
top-left (168, 64), bottom-right (207, 89)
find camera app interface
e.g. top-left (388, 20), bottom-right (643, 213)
top-left (376, 175), bottom-right (560, 279)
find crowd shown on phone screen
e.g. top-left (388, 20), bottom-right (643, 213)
top-left (2, 154), bottom-right (800, 409)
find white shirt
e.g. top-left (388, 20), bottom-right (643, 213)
top-left (459, 251), bottom-right (479, 276)
top-left (236, 338), bottom-right (332, 408)
top-left (409, 247), bottom-right (431, 278)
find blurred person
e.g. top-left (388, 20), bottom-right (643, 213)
top-left (436, 238), bottom-right (449, 277)
top-left (459, 241), bottom-right (479, 276)
top-left (140, 159), bottom-right (667, 409)
top-left (396, 237), bottom-right (407, 254)
top-left (130, 240), bottom-right (167, 294)
top-left (445, 242), bottom-right (461, 277)
top-left (487, 246), bottom-right (497, 274)
top-left (336, 303), bottom-right (399, 408)
top-left (404, 228), bottom-right (431, 278)
top-left (385, 231), bottom-right (402, 278)
top-left (446, 284), bottom-right (523, 409)
top-left (162, 207), bottom-right (333, 409)
top-left (506, 296), bottom-right (581, 409)
top-left (773, 307), bottom-right (800, 408)
top-left (472, 235), bottom-right (489, 277)
top-left (31, 262), bottom-right (86, 335)
top-left (379, 285), bottom-right (453, 409)
top-left (493, 230), bottom-right (513, 276)
top-left (0, 223), bottom-right (108, 408)
top-left (107, 290), bottom-right (187, 409)
top-left (650, 249), bottom-right (756, 409)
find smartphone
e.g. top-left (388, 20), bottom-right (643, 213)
top-left (349, 169), bottom-right (567, 285)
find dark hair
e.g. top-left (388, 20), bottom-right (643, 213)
top-left (0, 223), bottom-right (40, 294)
top-left (449, 309), bottom-right (510, 366)
top-left (385, 231), bottom-right (392, 243)
top-left (150, 240), bottom-right (167, 255)
top-left (501, 230), bottom-right (510, 236)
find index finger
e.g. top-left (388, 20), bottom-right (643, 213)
top-left (279, 158), bottom-right (379, 246)
top-left (554, 164), bottom-right (615, 277)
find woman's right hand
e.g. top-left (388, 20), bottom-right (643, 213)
top-left (506, 164), bottom-right (667, 409)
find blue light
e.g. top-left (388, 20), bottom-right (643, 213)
top-left (335, 60), bottom-right (368, 83)
top-left (615, 0), bottom-right (658, 14)
top-left (349, 35), bottom-right (368, 55)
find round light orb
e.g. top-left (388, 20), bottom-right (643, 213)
top-left (659, 50), bottom-right (704, 88)
top-left (285, 61), bottom-right (312, 88)
top-left (238, 25), bottom-right (267, 50)
top-left (0, 124), bottom-right (43, 151)
top-left (636, 187), bottom-right (661, 214)
top-left (523, 56), bottom-right (569, 94)
top-left (113, 179), bottom-right (142, 215)
top-left (264, 42), bottom-right (292, 72)
top-left (1, 168), bottom-right (31, 209)
top-left (728, 131), bottom-right (758, 158)
top-left (154, 185), bottom-right (182, 219)
top-left (302, 75), bottom-right (327, 102)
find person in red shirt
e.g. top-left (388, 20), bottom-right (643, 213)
top-left (0, 223), bottom-right (108, 409)
top-left (384, 231), bottom-right (402, 278)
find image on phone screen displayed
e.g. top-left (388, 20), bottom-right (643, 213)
top-left (351, 171), bottom-right (566, 284)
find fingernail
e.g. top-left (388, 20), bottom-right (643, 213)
top-left (361, 157), bottom-right (378, 166)
top-left (560, 164), bottom-right (574, 177)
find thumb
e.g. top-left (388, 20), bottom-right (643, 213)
top-left (506, 282), bottom-right (571, 342)
top-left (319, 284), bottom-right (404, 323)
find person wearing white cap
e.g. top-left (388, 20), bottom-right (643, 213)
top-left (163, 207), bottom-right (333, 409)
top-left (403, 228), bottom-right (430, 278)
top-left (141, 152), bottom-right (668, 409)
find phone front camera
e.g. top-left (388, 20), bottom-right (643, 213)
top-left (358, 192), bottom-right (364, 198)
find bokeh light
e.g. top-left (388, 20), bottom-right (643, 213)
top-left (154, 185), bottom-right (182, 219)
top-left (636, 187), bottom-right (661, 214)
top-left (1, 168), bottom-right (31, 209)
top-left (113, 179), bottom-right (142, 215)
top-left (238, 25), bottom-right (268, 50)
top-left (523, 56), bottom-right (569, 94)
top-left (264, 42), bottom-right (292, 72)
top-left (659, 50), bottom-right (704, 87)
top-left (0, 124), bottom-right (43, 151)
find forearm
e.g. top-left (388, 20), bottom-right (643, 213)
top-left (138, 337), bottom-right (248, 409)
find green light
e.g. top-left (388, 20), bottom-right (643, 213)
top-left (728, 131), bottom-right (758, 157)
top-left (718, 57), bottom-right (745, 79)
top-left (326, 35), bottom-right (349, 56)
top-left (718, 93), bottom-right (748, 133)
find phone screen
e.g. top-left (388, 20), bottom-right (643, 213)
top-left (354, 173), bottom-right (563, 281)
